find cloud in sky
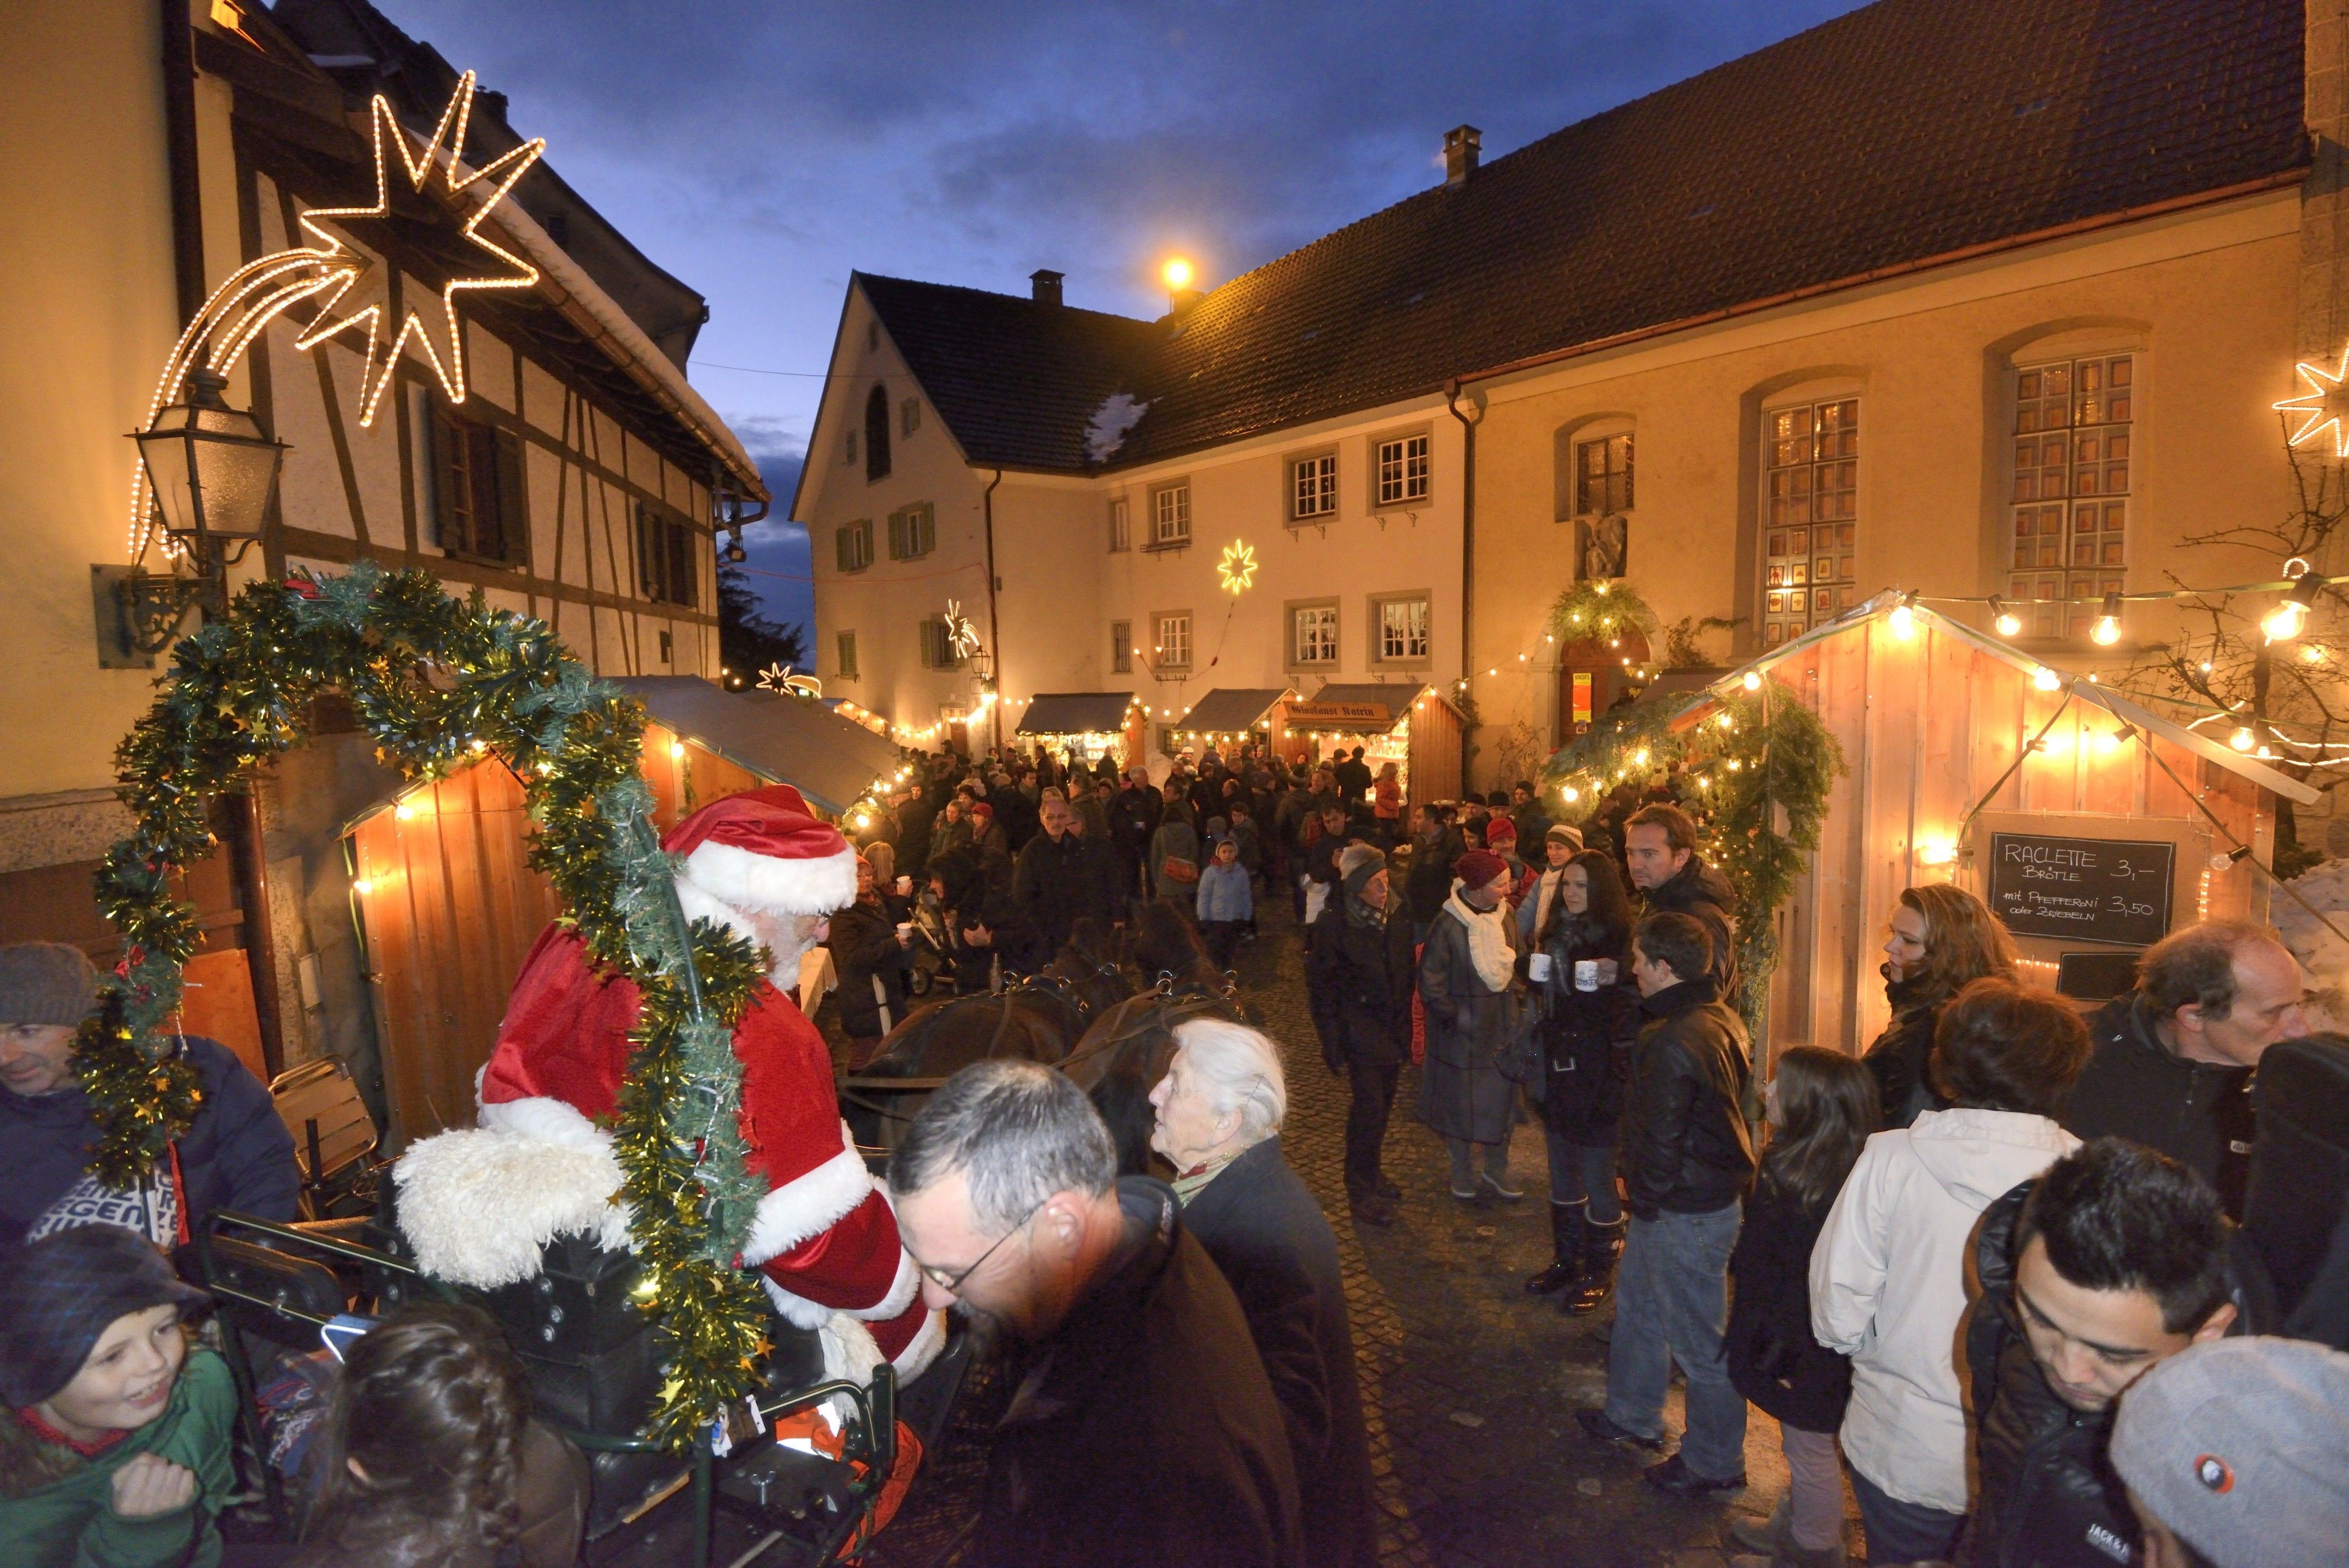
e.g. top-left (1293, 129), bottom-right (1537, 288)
top-left (384, 0), bottom-right (1868, 623)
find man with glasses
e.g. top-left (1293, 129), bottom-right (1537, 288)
top-left (889, 1060), bottom-right (1304, 1567)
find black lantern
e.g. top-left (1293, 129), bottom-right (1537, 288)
top-left (117, 368), bottom-right (286, 654)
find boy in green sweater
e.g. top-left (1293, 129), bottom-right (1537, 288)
top-left (0, 1224), bottom-right (235, 1568)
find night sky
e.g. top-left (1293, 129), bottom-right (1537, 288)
top-left (385, 0), bottom-right (1870, 633)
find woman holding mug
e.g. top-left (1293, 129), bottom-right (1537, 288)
top-left (1419, 849), bottom-right (1523, 1200)
top-left (1524, 849), bottom-right (1641, 1312)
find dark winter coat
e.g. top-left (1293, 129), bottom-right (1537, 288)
top-left (1403, 829), bottom-right (1465, 926)
top-left (1417, 896), bottom-right (1520, 1144)
top-left (1333, 756), bottom-right (1373, 806)
top-left (2064, 996), bottom-right (2256, 1218)
top-left (0, 1036), bottom-right (298, 1264)
top-left (1107, 784), bottom-right (1163, 863)
top-left (1862, 969), bottom-right (1949, 1130)
top-left (1077, 834), bottom-right (1129, 925)
top-left (1639, 853), bottom-right (1739, 998)
top-left (1534, 915), bottom-right (1640, 1144)
top-left (974, 1178), bottom-right (1304, 1568)
top-left (1181, 1138), bottom-right (1375, 1568)
top-left (1620, 978), bottom-right (1754, 1219)
top-left (1305, 903), bottom-right (1415, 1070)
top-left (1726, 1180), bottom-right (1851, 1434)
top-left (827, 898), bottom-right (910, 1040)
top-left (1013, 829), bottom-right (1117, 951)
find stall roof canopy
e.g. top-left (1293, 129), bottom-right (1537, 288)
top-left (1174, 689), bottom-right (1294, 732)
top-left (1294, 683), bottom-right (1451, 734)
top-left (1016, 692), bottom-right (1136, 736)
top-left (614, 677), bottom-right (902, 816)
top-left (1670, 593), bottom-right (2323, 806)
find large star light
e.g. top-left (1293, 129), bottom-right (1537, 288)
top-left (1217, 540), bottom-right (1258, 594)
top-left (127, 71), bottom-right (543, 560)
top-left (943, 599), bottom-right (983, 658)
top-left (2276, 348), bottom-right (2349, 456)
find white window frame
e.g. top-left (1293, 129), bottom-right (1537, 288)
top-left (1155, 610), bottom-right (1193, 669)
top-left (1149, 482), bottom-right (1192, 548)
top-left (1111, 621), bottom-right (1131, 674)
top-left (1289, 451), bottom-right (1338, 521)
top-left (887, 502), bottom-right (935, 560)
top-left (1289, 599), bottom-right (1340, 669)
top-left (1109, 497), bottom-right (1131, 553)
top-left (1372, 430), bottom-right (1431, 508)
top-left (1371, 592), bottom-right (1431, 666)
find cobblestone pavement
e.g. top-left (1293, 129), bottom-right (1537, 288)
top-left (853, 895), bottom-right (1864, 1568)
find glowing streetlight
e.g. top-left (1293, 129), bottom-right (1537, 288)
top-left (1162, 257), bottom-right (1193, 292)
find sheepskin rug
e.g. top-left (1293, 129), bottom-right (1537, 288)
top-left (392, 1126), bottom-right (633, 1288)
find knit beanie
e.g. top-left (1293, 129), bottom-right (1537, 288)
top-left (1546, 822), bottom-right (1584, 852)
top-left (1484, 816), bottom-right (1517, 847)
top-left (1454, 849), bottom-right (1508, 889)
top-left (0, 1225), bottom-right (208, 1409)
top-left (0, 943), bottom-right (99, 1028)
top-left (2110, 1337), bottom-right (2349, 1568)
top-left (1338, 842), bottom-right (1387, 900)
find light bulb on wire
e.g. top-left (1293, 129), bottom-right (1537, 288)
top-left (2261, 565), bottom-right (2323, 643)
top-left (1989, 595), bottom-right (2022, 638)
top-left (1888, 591), bottom-right (1918, 641)
top-left (2090, 591), bottom-right (2123, 646)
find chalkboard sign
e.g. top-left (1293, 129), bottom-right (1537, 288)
top-left (1987, 833), bottom-right (2175, 947)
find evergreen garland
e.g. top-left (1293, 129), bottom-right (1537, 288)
top-left (1543, 674), bottom-right (1844, 1036)
top-left (1547, 579), bottom-right (1661, 646)
top-left (78, 562), bottom-right (769, 1448)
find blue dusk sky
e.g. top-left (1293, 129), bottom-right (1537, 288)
top-left (384, 0), bottom-right (1870, 632)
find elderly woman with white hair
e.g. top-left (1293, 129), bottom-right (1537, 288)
top-left (1149, 1020), bottom-right (1375, 1568)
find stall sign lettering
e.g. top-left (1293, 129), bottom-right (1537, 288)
top-left (1985, 832), bottom-right (2175, 947)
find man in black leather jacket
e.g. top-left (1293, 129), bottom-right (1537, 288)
top-left (1962, 1139), bottom-right (2251, 1568)
top-left (1577, 911), bottom-right (1755, 1496)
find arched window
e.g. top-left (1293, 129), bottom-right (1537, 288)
top-left (864, 384), bottom-right (892, 482)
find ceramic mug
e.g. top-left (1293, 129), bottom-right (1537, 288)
top-left (1574, 959), bottom-right (1600, 991)
top-left (1527, 952), bottom-right (1554, 984)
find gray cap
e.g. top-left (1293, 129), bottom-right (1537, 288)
top-left (2109, 1336), bottom-right (2349, 1568)
top-left (0, 943), bottom-right (99, 1029)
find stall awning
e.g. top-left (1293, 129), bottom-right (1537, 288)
top-left (1174, 688), bottom-right (1293, 733)
top-left (614, 677), bottom-right (903, 817)
top-left (1290, 682), bottom-right (1441, 734)
top-left (1016, 692), bottom-right (1136, 736)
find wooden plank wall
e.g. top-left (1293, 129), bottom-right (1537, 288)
top-left (352, 731), bottom-right (773, 1147)
top-left (1761, 618), bottom-right (2271, 1064)
top-left (1410, 700), bottom-right (1463, 806)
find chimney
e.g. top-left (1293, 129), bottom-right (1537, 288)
top-left (1443, 124), bottom-right (1481, 186)
top-left (1030, 269), bottom-right (1064, 307)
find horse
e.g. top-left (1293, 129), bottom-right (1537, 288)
top-left (1056, 900), bottom-right (1250, 1176)
top-left (842, 919), bottom-right (1131, 1152)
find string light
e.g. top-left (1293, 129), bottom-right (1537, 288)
top-left (2032, 666), bottom-right (2061, 692)
top-left (1741, 671), bottom-right (1761, 692)
top-left (1887, 591), bottom-right (1918, 641)
top-left (2260, 565), bottom-right (2321, 642)
top-left (1989, 595), bottom-right (2022, 638)
top-left (2090, 591), bottom-right (2122, 646)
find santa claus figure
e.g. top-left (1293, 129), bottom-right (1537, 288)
top-left (393, 785), bottom-right (941, 1387)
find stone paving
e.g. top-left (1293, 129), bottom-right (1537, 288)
top-left (853, 894), bottom-right (1865, 1568)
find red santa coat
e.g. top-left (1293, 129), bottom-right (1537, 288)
top-left (393, 786), bottom-right (941, 1385)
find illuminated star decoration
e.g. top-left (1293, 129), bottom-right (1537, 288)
top-left (1217, 540), bottom-right (1259, 595)
top-left (2276, 347), bottom-right (2349, 456)
top-left (126, 71), bottom-right (543, 561)
top-left (757, 662), bottom-right (821, 699)
top-left (943, 599), bottom-right (983, 658)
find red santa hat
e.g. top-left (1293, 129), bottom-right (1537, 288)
top-left (668, 786), bottom-right (861, 943)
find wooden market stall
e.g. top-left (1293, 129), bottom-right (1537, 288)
top-left (1170, 688), bottom-right (1294, 755)
top-left (346, 680), bottom-right (900, 1146)
top-left (1673, 592), bottom-right (2317, 1063)
top-left (1283, 682), bottom-right (1465, 806)
top-left (1014, 691), bottom-right (1143, 769)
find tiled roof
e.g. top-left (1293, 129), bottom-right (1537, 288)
top-left (859, 275), bottom-right (1162, 471)
top-left (1016, 692), bottom-right (1139, 736)
top-left (865, 0), bottom-right (2306, 475)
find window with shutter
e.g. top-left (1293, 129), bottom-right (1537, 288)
top-left (1108, 498), bottom-right (1130, 553)
top-left (835, 520), bottom-right (872, 573)
top-left (887, 504), bottom-right (935, 560)
top-left (633, 505), bottom-right (698, 607)
top-left (1111, 621), bottom-right (1131, 673)
top-left (429, 406), bottom-right (524, 563)
top-left (887, 511), bottom-right (907, 560)
top-left (837, 631), bottom-right (859, 678)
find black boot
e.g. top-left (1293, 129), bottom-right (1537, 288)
top-left (1524, 1201), bottom-right (1586, 1295)
top-left (1564, 1216), bottom-right (1625, 1316)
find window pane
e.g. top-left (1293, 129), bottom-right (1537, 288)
top-left (2009, 359), bottom-right (2129, 634)
top-left (1762, 399), bottom-right (1859, 643)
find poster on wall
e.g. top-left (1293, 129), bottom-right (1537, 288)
top-left (1985, 832), bottom-right (2175, 947)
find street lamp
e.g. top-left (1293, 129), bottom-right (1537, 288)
top-left (119, 368), bottom-right (286, 653)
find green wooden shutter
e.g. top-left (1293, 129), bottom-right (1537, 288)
top-left (914, 502), bottom-right (934, 556)
top-left (492, 427), bottom-right (527, 565)
top-left (887, 509), bottom-right (906, 560)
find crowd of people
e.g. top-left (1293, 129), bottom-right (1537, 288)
top-left (3, 732), bottom-right (2348, 1568)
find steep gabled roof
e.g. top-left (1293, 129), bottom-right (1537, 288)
top-left (859, 275), bottom-right (1162, 471)
top-left (861, 0), bottom-right (2306, 475)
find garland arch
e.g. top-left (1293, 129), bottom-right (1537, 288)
top-left (75, 563), bottom-right (771, 1445)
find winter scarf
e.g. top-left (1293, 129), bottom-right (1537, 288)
top-left (1171, 1153), bottom-right (1240, 1206)
top-left (1442, 883), bottom-right (1515, 992)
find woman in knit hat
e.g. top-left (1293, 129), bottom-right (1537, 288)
top-left (1419, 849), bottom-right (1524, 1200)
top-left (1305, 843), bottom-right (1417, 1226)
top-left (0, 1225), bottom-right (233, 1568)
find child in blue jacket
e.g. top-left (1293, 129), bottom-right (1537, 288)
top-left (1194, 835), bottom-right (1254, 972)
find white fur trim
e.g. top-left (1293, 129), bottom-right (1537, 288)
top-left (889, 1306), bottom-right (948, 1384)
top-left (738, 1121), bottom-right (874, 1266)
top-left (674, 879), bottom-right (763, 948)
top-left (392, 1117), bottom-right (632, 1288)
top-left (844, 1245), bottom-right (922, 1323)
top-left (682, 837), bottom-right (859, 918)
top-left (761, 1275), bottom-right (835, 1330)
top-left (814, 1313), bottom-right (884, 1430)
top-left (477, 1094), bottom-right (610, 1152)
